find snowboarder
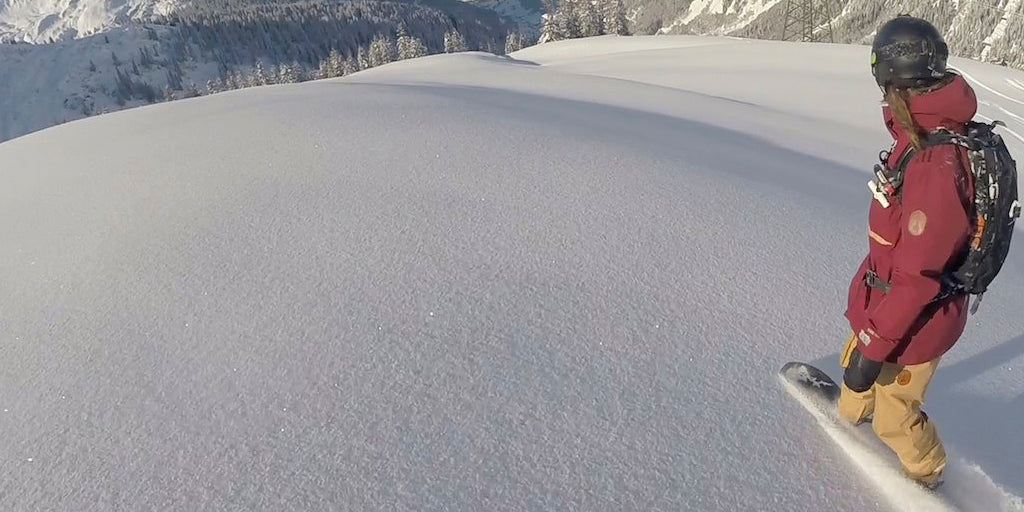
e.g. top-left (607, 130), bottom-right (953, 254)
top-left (838, 15), bottom-right (979, 490)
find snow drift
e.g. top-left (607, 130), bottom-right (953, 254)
top-left (1, 36), bottom-right (1023, 511)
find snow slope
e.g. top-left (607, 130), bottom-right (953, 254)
top-left (1, 35), bottom-right (1023, 511)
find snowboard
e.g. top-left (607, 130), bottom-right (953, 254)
top-left (778, 361), bottom-right (962, 511)
top-left (778, 361), bottom-right (840, 407)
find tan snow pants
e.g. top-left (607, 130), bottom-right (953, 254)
top-left (837, 333), bottom-right (947, 485)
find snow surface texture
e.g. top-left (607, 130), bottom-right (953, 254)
top-left (1, 35), bottom-right (1023, 511)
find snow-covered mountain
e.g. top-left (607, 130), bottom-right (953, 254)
top-left (0, 0), bottom-right (512, 142)
top-left (0, 0), bottom-right (171, 42)
top-left (642, 0), bottom-right (1024, 69)
top-left (2, 35), bottom-right (1023, 511)
top-left (0, 0), bottom-right (528, 44)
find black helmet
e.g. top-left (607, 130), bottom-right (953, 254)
top-left (871, 15), bottom-right (948, 88)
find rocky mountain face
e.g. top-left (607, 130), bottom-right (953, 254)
top-left (633, 0), bottom-right (1024, 69)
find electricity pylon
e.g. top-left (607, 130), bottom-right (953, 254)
top-left (781, 0), bottom-right (837, 43)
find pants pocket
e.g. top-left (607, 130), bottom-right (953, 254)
top-left (839, 332), bottom-right (858, 369)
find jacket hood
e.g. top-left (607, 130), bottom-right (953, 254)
top-left (882, 73), bottom-right (978, 140)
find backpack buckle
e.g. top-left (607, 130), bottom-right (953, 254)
top-left (868, 179), bottom-right (891, 208)
top-left (864, 270), bottom-right (892, 293)
top-left (869, 163), bottom-right (899, 208)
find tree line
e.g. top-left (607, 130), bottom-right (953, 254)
top-left (538, 0), bottom-right (630, 42)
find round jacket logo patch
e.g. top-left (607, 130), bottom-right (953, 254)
top-left (896, 370), bottom-right (912, 386)
top-left (908, 210), bottom-right (927, 236)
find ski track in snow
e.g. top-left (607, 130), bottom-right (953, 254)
top-left (956, 64), bottom-right (1024, 147)
top-left (978, 115), bottom-right (1024, 148)
top-left (780, 375), bottom-right (1024, 512)
top-left (976, 108), bottom-right (1024, 147)
top-left (958, 67), bottom-right (1024, 108)
top-left (779, 376), bottom-right (957, 512)
top-left (1, 36), bottom-right (1023, 511)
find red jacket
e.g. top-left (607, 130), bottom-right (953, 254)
top-left (845, 74), bottom-right (978, 365)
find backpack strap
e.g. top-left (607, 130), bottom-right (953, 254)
top-left (869, 130), bottom-right (964, 206)
top-left (889, 130), bottom-right (964, 192)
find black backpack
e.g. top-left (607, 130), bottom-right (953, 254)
top-left (873, 120), bottom-right (1021, 313)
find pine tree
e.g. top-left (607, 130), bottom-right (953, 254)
top-left (505, 31), bottom-right (524, 53)
top-left (368, 34), bottom-right (397, 67)
top-left (252, 60), bottom-right (269, 86)
top-left (343, 57), bottom-right (360, 75)
top-left (139, 82), bottom-right (157, 104)
top-left (184, 82), bottom-right (201, 98)
top-left (444, 30), bottom-right (468, 53)
top-left (114, 69), bottom-right (132, 104)
top-left (556, 0), bottom-right (582, 40)
top-left (163, 85), bottom-right (176, 102)
top-left (603, 0), bottom-right (629, 36)
top-left (278, 63), bottom-right (299, 83)
top-left (539, 12), bottom-right (561, 43)
top-left (327, 48), bottom-right (345, 77)
top-left (582, 0), bottom-right (604, 37)
top-left (539, 0), bottom-right (560, 42)
top-left (316, 59), bottom-right (331, 79)
top-left (206, 78), bottom-right (222, 95)
top-left (357, 47), bottom-right (371, 70)
top-left (398, 27), bottom-right (427, 60)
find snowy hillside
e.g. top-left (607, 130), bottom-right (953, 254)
top-left (1, 36), bottom-right (1023, 511)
